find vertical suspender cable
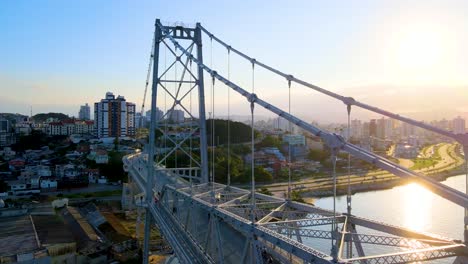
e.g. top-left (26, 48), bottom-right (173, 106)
top-left (175, 48), bottom-right (178, 169)
top-left (189, 58), bottom-right (193, 189)
top-left (347, 105), bottom-right (352, 214)
top-left (227, 47), bottom-right (231, 187)
top-left (331, 150), bottom-right (338, 261)
top-left (346, 104), bottom-right (352, 259)
top-left (287, 79), bottom-right (292, 200)
top-left (164, 43), bottom-right (167, 168)
top-left (250, 61), bottom-right (256, 223)
top-left (210, 37), bottom-right (215, 197)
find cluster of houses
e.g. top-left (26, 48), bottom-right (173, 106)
top-left (0, 201), bottom-right (139, 263)
top-left (34, 118), bottom-right (95, 136)
top-left (243, 133), bottom-right (322, 177)
top-left (0, 140), bottom-right (117, 197)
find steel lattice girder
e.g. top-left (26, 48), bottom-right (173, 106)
top-left (125, 153), bottom-right (468, 264)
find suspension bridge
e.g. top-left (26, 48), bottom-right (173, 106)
top-left (122, 19), bottom-right (468, 263)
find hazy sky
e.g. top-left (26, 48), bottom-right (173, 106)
top-left (1, 0), bottom-right (467, 123)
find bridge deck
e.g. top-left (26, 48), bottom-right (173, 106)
top-left (124, 153), bottom-right (467, 263)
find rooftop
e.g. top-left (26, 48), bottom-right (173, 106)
top-left (0, 215), bottom-right (39, 257)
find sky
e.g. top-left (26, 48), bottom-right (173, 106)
top-left (1, 0), bottom-right (467, 123)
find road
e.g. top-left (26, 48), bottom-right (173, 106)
top-left (255, 143), bottom-right (464, 198)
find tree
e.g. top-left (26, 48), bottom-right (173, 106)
top-left (258, 187), bottom-right (272, 196)
top-left (256, 135), bottom-right (281, 149)
top-left (0, 179), bottom-right (7, 193)
top-left (291, 190), bottom-right (304, 203)
top-left (242, 166), bottom-right (273, 183)
top-left (206, 119), bottom-right (260, 146)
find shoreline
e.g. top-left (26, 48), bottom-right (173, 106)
top-left (302, 167), bottom-right (466, 199)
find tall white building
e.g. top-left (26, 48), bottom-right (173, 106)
top-left (453, 116), bottom-right (466, 134)
top-left (94, 92), bottom-right (136, 138)
top-left (350, 119), bottom-right (363, 139)
top-left (146, 108), bottom-right (164, 121)
top-left (79, 103), bottom-right (91, 120)
top-left (167, 109), bottom-right (185, 123)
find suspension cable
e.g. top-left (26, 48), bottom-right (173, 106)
top-left (346, 105), bottom-right (352, 215)
top-left (346, 104), bottom-right (352, 259)
top-left (212, 74), bottom-right (216, 190)
top-left (287, 79), bottom-right (292, 200)
top-left (250, 99), bottom-right (256, 223)
top-left (210, 36), bottom-right (215, 196)
top-left (227, 47), bottom-right (231, 187)
top-left (331, 150), bottom-right (338, 261)
top-left (189, 58), bottom-right (193, 191)
top-left (174, 46), bottom-right (178, 169)
top-left (160, 22), bottom-right (468, 209)
top-left (198, 25), bottom-right (461, 142)
top-left (164, 43), bottom-right (168, 168)
top-left (250, 61), bottom-right (256, 223)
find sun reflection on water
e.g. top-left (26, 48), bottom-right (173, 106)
top-left (402, 183), bottom-right (434, 232)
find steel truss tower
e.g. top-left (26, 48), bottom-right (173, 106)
top-left (143, 19), bottom-right (209, 263)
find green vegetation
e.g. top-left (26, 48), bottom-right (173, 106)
top-left (0, 179), bottom-right (7, 192)
top-left (410, 158), bottom-right (438, 170)
top-left (410, 144), bottom-right (442, 170)
top-left (256, 135), bottom-right (282, 149)
top-left (291, 190), bottom-right (304, 203)
top-left (258, 187), bottom-right (272, 196)
top-left (206, 119), bottom-right (259, 146)
top-left (32, 112), bottom-right (69, 123)
top-left (241, 166), bottom-right (273, 183)
top-left (11, 130), bottom-right (69, 152)
top-left (56, 190), bottom-right (122, 199)
top-left (87, 151), bottom-right (127, 182)
top-left (12, 130), bottom-right (48, 151)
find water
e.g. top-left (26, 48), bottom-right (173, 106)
top-left (314, 174), bottom-right (466, 262)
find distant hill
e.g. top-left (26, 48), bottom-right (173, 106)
top-left (0, 113), bottom-right (28, 124)
top-left (32, 113), bottom-right (70, 123)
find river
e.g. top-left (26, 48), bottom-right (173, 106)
top-left (313, 174), bottom-right (467, 263)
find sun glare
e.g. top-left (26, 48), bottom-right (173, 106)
top-left (402, 183), bottom-right (433, 232)
top-left (386, 24), bottom-right (454, 84)
top-left (395, 28), bottom-right (443, 71)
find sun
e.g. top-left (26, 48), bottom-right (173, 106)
top-left (395, 28), bottom-right (443, 71)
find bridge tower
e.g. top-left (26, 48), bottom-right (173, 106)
top-left (143, 19), bottom-right (209, 263)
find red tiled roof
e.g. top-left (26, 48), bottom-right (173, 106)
top-left (62, 119), bottom-right (75, 124)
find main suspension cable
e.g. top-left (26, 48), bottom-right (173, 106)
top-left (198, 25), bottom-right (460, 142)
top-left (159, 22), bottom-right (468, 209)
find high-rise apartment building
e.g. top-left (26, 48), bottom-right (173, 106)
top-left (369, 119), bottom-right (377, 137)
top-left (79, 103), bottom-right (91, 120)
top-left (350, 119), bottom-right (363, 139)
top-left (167, 109), bottom-right (185, 123)
top-left (94, 92), bottom-right (135, 138)
top-left (453, 116), bottom-right (466, 134)
top-left (146, 108), bottom-right (164, 122)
